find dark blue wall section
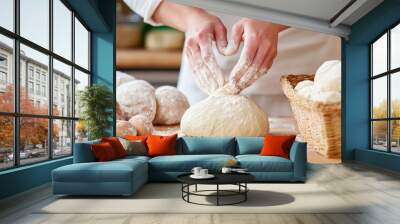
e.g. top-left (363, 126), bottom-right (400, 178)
top-left (343, 0), bottom-right (400, 170)
top-left (66, 0), bottom-right (110, 32)
top-left (342, 44), bottom-right (370, 160)
top-left (0, 0), bottom-right (116, 200)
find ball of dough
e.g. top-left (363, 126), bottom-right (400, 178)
top-left (181, 94), bottom-right (269, 137)
top-left (311, 91), bottom-right (341, 103)
top-left (153, 86), bottom-right (190, 125)
top-left (116, 71), bottom-right (136, 87)
top-left (314, 60), bottom-right (341, 92)
top-left (116, 120), bottom-right (137, 136)
top-left (296, 85), bottom-right (320, 99)
top-left (294, 80), bottom-right (314, 92)
top-left (117, 80), bottom-right (157, 121)
top-left (129, 115), bottom-right (154, 136)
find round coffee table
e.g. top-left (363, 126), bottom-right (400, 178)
top-left (177, 173), bottom-right (255, 206)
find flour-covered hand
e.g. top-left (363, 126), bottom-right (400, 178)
top-left (184, 9), bottom-right (227, 94)
top-left (225, 19), bottom-right (287, 94)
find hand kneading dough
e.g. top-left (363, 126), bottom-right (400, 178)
top-left (154, 86), bottom-right (190, 125)
top-left (129, 115), bottom-right (154, 135)
top-left (117, 80), bottom-right (157, 121)
top-left (116, 120), bottom-right (137, 136)
top-left (181, 92), bottom-right (269, 137)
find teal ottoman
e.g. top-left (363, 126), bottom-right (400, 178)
top-left (52, 156), bottom-right (148, 196)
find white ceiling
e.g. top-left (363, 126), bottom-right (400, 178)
top-left (169, 0), bottom-right (384, 38)
top-left (226, 0), bottom-right (352, 22)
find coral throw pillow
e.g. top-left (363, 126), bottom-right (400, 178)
top-left (146, 134), bottom-right (177, 157)
top-left (91, 142), bottom-right (117, 162)
top-left (260, 134), bottom-right (296, 159)
top-left (124, 135), bottom-right (148, 142)
top-left (101, 137), bottom-right (126, 158)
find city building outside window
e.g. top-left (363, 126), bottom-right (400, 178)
top-left (0, 0), bottom-right (91, 170)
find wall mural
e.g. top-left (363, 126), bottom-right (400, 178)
top-left (114, 0), bottom-right (342, 163)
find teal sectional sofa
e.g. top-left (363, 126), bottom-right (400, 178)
top-left (52, 137), bottom-right (307, 196)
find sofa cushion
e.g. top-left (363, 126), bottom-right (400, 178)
top-left (149, 154), bottom-right (235, 172)
top-left (236, 155), bottom-right (293, 172)
top-left (116, 155), bottom-right (150, 163)
top-left (101, 137), bottom-right (127, 158)
top-left (259, 134), bottom-right (296, 159)
top-left (91, 142), bottom-right (118, 161)
top-left (53, 158), bottom-right (147, 183)
top-left (177, 137), bottom-right (236, 155)
top-left (119, 138), bottom-right (147, 156)
top-left (147, 134), bottom-right (177, 157)
top-left (236, 137), bottom-right (263, 155)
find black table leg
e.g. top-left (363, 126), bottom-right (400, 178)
top-left (245, 183), bottom-right (247, 201)
top-left (195, 184), bottom-right (197, 192)
top-left (216, 184), bottom-right (219, 206)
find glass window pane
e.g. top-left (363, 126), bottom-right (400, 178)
top-left (372, 33), bottom-right (387, 76)
top-left (391, 120), bottom-right (400, 153)
top-left (372, 121), bottom-right (388, 151)
top-left (372, 76), bottom-right (387, 119)
top-left (53, 119), bottom-right (72, 157)
top-left (391, 72), bottom-right (400, 118)
top-left (20, 0), bottom-right (49, 49)
top-left (0, 35), bottom-right (14, 113)
top-left (74, 69), bottom-right (89, 118)
top-left (391, 24), bottom-right (400, 70)
top-left (53, 0), bottom-right (72, 60)
top-left (20, 44), bottom-right (49, 115)
top-left (0, 116), bottom-right (14, 170)
top-left (75, 120), bottom-right (88, 143)
top-left (0, 0), bottom-right (14, 31)
top-left (20, 117), bottom-right (49, 165)
top-left (75, 18), bottom-right (89, 70)
top-left (53, 59), bottom-right (72, 117)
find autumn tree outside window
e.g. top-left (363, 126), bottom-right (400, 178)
top-left (0, 0), bottom-right (91, 170)
top-left (371, 22), bottom-right (400, 154)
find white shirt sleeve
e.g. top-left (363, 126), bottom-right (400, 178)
top-left (123, 0), bottom-right (163, 26)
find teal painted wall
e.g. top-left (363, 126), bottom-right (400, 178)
top-left (0, 0), bottom-right (116, 200)
top-left (343, 0), bottom-right (400, 171)
top-left (91, 1), bottom-right (116, 136)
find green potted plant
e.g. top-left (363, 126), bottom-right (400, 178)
top-left (79, 84), bottom-right (113, 140)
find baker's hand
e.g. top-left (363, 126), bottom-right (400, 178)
top-left (184, 9), bottom-right (227, 94)
top-left (224, 19), bottom-right (287, 94)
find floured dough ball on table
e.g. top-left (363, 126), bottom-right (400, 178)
top-left (181, 89), bottom-right (269, 137)
top-left (129, 114), bottom-right (154, 136)
top-left (153, 86), bottom-right (190, 125)
top-left (116, 71), bottom-right (136, 87)
top-left (117, 80), bottom-right (157, 121)
top-left (116, 120), bottom-right (137, 136)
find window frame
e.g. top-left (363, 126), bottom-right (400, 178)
top-left (370, 21), bottom-right (400, 154)
top-left (0, 0), bottom-right (92, 171)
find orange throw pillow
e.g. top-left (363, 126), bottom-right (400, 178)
top-left (124, 135), bottom-right (147, 142)
top-left (101, 137), bottom-right (126, 158)
top-left (91, 142), bottom-right (117, 161)
top-left (260, 134), bottom-right (296, 159)
top-left (146, 134), bottom-right (177, 157)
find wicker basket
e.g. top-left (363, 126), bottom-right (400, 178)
top-left (281, 75), bottom-right (341, 159)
